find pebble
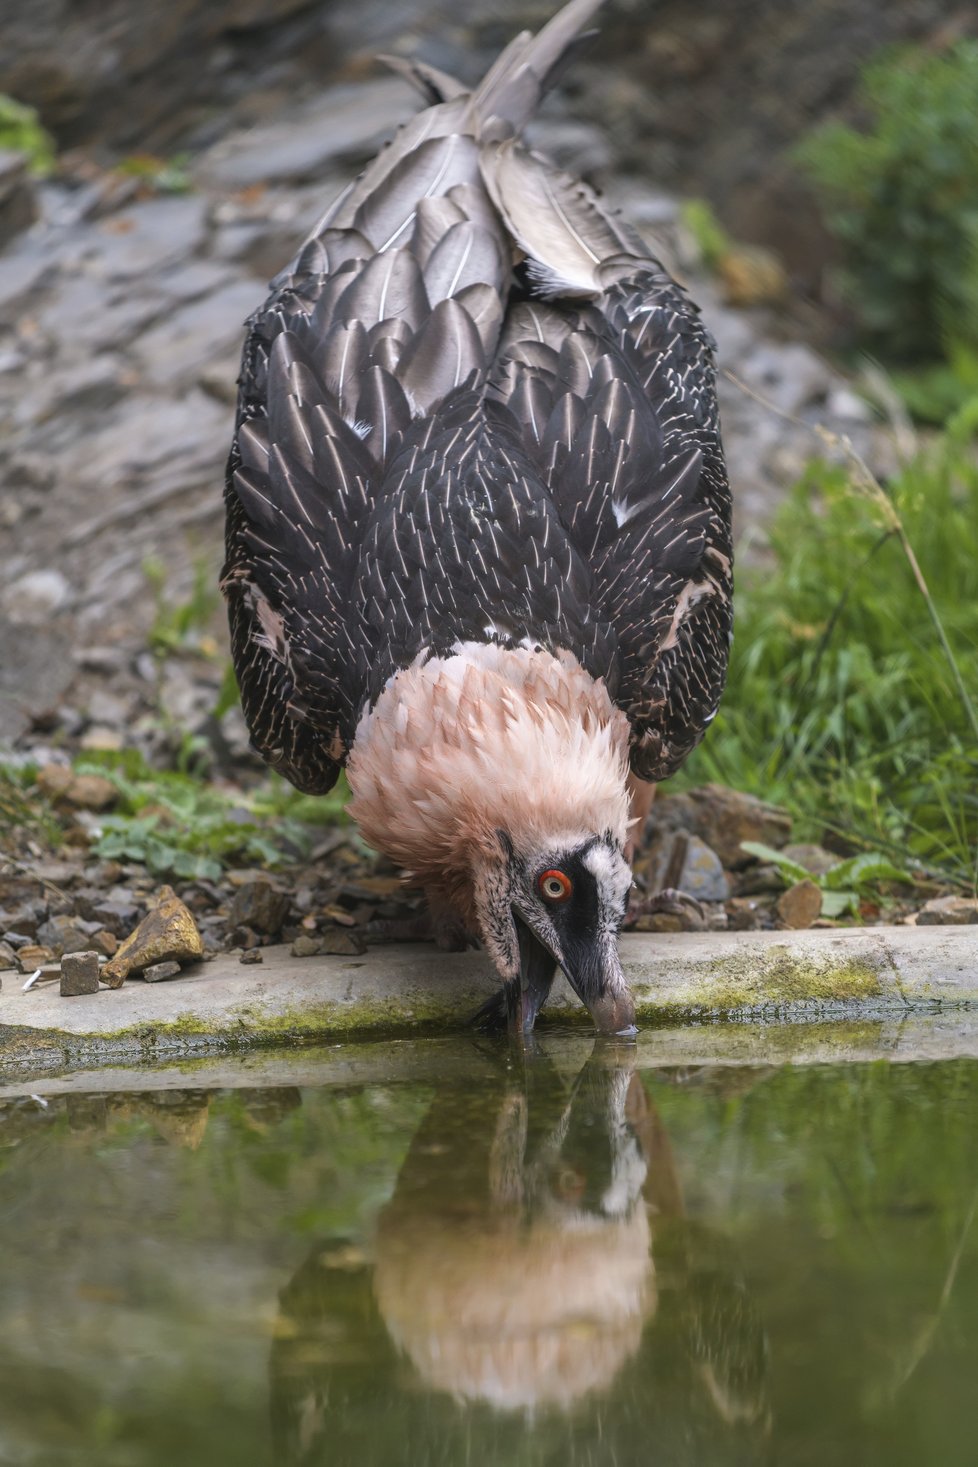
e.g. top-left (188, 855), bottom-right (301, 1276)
top-left (776, 880), bottom-right (824, 930)
top-left (239, 947), bottom-right (264, 964)
top-left (15, 944), bottom-right (55, 971)
top-left (141, 960), bottom-right (182, 983)
top-left (319, 928), bottom-right (368, 956)
top-left (290, 935), bottom-right (322, 957)
top-left (917, 896), bottom-right (978, 926)
top-left (228, 880), bottom-right (291, 936)
top-left (60, 950), bottom-right (100, 996)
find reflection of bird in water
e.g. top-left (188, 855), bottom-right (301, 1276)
top-left (223, 0), bottom-right (733, 1035)
top-left (269, 1045), bottom-right (771, 1465)
top-left (374, 1046), bottom-right (658, 1410)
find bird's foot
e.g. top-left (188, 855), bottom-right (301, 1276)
top-left (368, 911), bottom-right (474, 950)
top-left (625, 887), bottom-right (707, 931)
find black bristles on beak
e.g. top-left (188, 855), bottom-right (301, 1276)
top-left (471, 917), bottom-right (556, 1036)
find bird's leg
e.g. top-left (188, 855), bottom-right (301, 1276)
top-left (370, 894), bottom-right (475, 950)
top-left (625, 773), bottom-right (656, 864)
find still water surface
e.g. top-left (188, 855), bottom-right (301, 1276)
top-left (2, 1041), bottom-right (978, 1466)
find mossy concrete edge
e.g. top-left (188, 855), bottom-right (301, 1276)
top-left (1, 925), bottom-right (975, 1079)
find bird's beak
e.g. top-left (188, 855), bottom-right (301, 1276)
top-left (559, 932), bottom-right (637, 1037)
top-left (505, 916), bottom-right (557, 1035)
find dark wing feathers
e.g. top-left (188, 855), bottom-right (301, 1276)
top-left (223, 0), bottom-right (732, 790)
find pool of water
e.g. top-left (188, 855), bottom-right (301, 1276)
top-left (3, 1039), bottom-right (978, 1466)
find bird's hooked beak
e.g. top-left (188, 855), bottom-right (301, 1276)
top-left (510, 912), bottom-right (636, 1038)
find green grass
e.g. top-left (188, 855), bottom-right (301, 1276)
top-left (0, 93), bottom-right (55, 175)
top-left (676, 402), bottom-right (978, 885)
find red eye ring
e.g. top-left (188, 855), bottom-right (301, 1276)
top-left (538, 869), bottom-right (573, 904)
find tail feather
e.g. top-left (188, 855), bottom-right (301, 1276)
top-left (470, 0), bottom-right (606, 137)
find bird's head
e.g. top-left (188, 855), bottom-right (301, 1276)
top-left (472, 829), bottom-right (635, 1035)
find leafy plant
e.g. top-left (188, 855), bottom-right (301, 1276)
top-left (677, 401), bottom-right (978, 884)
top-left (740, 841), bottom-right (915, 918)
top-left (797, 42), bottom-right (978, 365)
top-left (86, 752), bottom-right (347, 879)
top-left (0, 93), bottom-right (55, 175)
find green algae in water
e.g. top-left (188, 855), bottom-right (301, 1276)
top-left (3, 1045), bottom-right (978, 1466)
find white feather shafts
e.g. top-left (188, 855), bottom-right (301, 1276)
top-left (481, 139), bottom-right (644, 296)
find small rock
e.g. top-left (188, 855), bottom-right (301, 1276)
top-left (776, 880), bottom-right (823, 930)
top-left (642, 831), bottom-right (730, 903)
top-left (781, 844), bottom-right (838, 877)
top-left (0, 940), bottom-right (17, 969)
top-left (3, 569), bottom-right (72, 624)
top-left (290, 935), bottom-right (322, 958)
top-left (141, 960), bottom-right (182, 983)
top-left (16, 944), bottom-right (55, 971)
top-left (64, 773), bottom-right (118, 811)
top-left (36, 914), bottom-right (98, 956)
top-left (101, 884), bottom-right (203, 987)
top-left (725, 897), bottom-right (766, 930)
top-left (319, 928), bottom-right (368, 956)
top-left (228, 880), bottom-right (291, 936)
top-left (239, 947), bottom-right (264, 965)
top-left (634, 912), bottom-right (686, 933)
top-left (91, 928), bottom-right (118, 957)
top-left (34, 764), bottom-right (117, 811)
top-left (60, 950), bottom-right (100, 996)
top-left (917, 896), bottom-right (978, 926)
top-left (35, 763), bottom-right (74, 800)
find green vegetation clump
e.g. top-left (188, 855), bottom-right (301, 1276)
top-left (679, 404), bottom-right (978, 882)
top-left (798, 43), bottom-right (978, 371)
top-left (0, 93), bottom-right (55, 174)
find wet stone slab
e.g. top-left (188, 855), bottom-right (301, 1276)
top-left (0, 926), bottom-right (976, 1081)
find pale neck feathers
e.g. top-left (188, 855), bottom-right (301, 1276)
top-left (347, 644), bottom-right (631, 910)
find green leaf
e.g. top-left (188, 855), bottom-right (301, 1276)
top-left (739, 841), bottom-right (812, 884)
top-left (822, 853), bottom-right (915, 890)
top-left (820, 889), bottom-right (860, 918)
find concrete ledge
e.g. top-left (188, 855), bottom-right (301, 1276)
top-left (0, 925), bottom-right (975, 1080)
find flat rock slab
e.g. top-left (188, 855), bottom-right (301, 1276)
top-left (1, 926), bottom-right (975, 1081)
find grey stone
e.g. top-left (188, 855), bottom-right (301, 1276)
top-left (290, 935), bottom-right (322, 958)
top-left (60, 950), bottom-right (100, 996)
top-left (228, 881), bottom-right (291, 937)
top-left (644, 831), bottom-right (730, 903)
top-left (2, 569), bottom-right (71, 623)
top-left (36, 916), bottom-right (99, 957)
top-left (141, 961), bottom-right (183, 983)
top-left (319, 928), bottom-right (368, 957)
top-left (781, 844), bottom-right (839, 878)
top-left (0, 941), bottom-right (17, 970)
top-left (917, 896), bottom-right (978, 926)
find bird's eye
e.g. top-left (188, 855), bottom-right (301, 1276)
top-left (538, 869), bottom-right (572, 903)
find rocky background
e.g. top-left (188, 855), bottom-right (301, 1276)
top-left (1, 0), bottom-right (974, 987)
